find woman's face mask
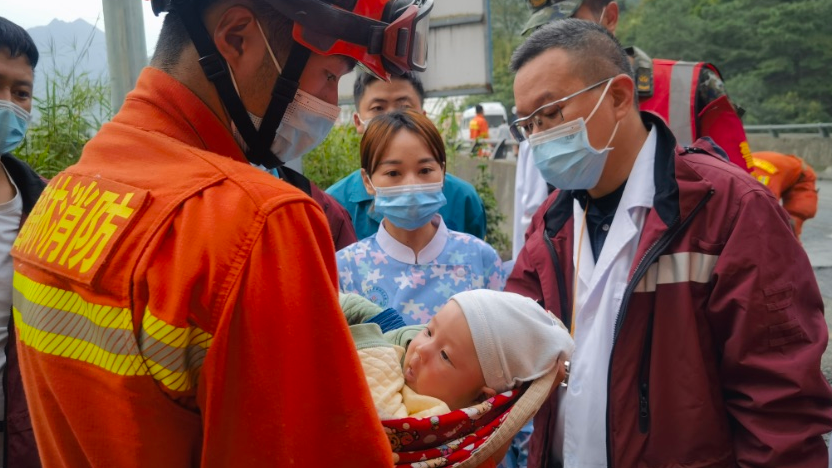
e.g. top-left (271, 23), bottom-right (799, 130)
top-left (528, 79), bottom-right (619, 190)
top-left (0, 100), bottom-right (31, 154)
top-left (370, 180), bottom-right (447, 231)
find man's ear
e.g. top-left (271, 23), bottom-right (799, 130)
top-left (361, 168), bottom-right (375, 195)
top-left (609, 74), bottom-right (635, 122)
top-left (210, 6), bottom-right (264, 80)
top-left (603, 2), bottom-right (620, 34)
top-left (353, 112), bottom-right (366, 134)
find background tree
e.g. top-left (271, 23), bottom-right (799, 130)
top-left (618, 0), bottom-right (831, 124)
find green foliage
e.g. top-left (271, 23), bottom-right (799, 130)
top-left (618, 0), bottom-right (832, 124)
top-left (304, 123), bottom-right (362, 190)
top-left (434, 99), bottom-right (462, 170)
top-left (13, 24), bottom-right (112, 178)
top-left (305, 98), bottom-right (464, 190)
top-left (473, 163), bottom-right (511, 258)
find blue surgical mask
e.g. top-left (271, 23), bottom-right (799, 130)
top-left (235, 90), bottom-right (340, 163)
top-left (371, 181), bottom-right (447, 231)
top-left (231, 21), bottom-right (340, 163)
top-left (0, 100), bottom-right (31, 154)
top-left (529, 80), bottom-right (619, 190)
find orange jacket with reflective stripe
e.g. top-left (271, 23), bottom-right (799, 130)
top-left (11, 68), bottom-right (392, 468)
top-left (751, 151), bottom-right (818, 237)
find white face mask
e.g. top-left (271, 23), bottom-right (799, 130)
top-left (355, 113), bottom-right (373, 132)
top-left (596, 6), bottom-right (607, 24)
top-left (231, 21), bottom-right (340, 163)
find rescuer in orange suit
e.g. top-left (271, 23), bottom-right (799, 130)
top-left (750, 150), bottom-right (818, 238)
top-left (470, 104), bottom-right (491, 140)
top-left (9, 0), bottom-right (434, 466)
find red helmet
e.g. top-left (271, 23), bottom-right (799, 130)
top-left (151, 0), bottom-right (433, 79)
top-left (271, 0), bottom-right (433, 79)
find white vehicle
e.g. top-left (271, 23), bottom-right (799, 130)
top-left (459, 102), bottom-right (509, 141)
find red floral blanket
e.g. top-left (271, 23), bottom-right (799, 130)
top-left (383, 388), bottom-right (524, 467)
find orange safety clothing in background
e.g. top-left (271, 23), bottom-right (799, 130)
top-left (470, 114), bottom-right (490, 140)
top-left (750, 151), bottom-right (818, 238)
top-left (10, 68), bottom-right (392, 468)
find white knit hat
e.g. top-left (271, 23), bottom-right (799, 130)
top-left (451, 290), bottom-right (574, 394)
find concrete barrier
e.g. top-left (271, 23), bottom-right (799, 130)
top-left (451, 156), bottom-right (517, 254)
top-left (450, 134), bottom-right (832, 255)
top-left (747, 134), bottom-right (832, 175)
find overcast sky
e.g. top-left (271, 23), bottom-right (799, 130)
top-left (4, 0), bottom-right (164, 55)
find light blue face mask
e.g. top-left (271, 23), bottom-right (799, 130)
top-left (0, 100), bottom-right (31, 154)
top-left (231, 21), bottom-right (340, 163)
top-left (529, 79), bottom-right (619, 190)
top-left (370, 181), bottom-right (447, 231)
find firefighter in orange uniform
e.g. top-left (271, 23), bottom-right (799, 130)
top-left (751, 151), bottom-right (818, 238)
top-left (470, 104), bottom-right (491, 157)
top-left (522, 0), bottom-right (753, 173)
top-left (470, 104), bottom-right (491, 140)
top-left (10, 0), bottom-right (433, 466)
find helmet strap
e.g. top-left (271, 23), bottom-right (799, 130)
top-left (255, 41), bottom-right (311, 168)
top-left (171, 0), bottom-right (310, 170)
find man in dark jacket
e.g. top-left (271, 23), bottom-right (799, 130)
top-left (507, 19), bottom-right (832, 468)
top-left (0, 17), bottom-right (46, 468)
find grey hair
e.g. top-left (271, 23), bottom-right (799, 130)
top-left (509, 18), bottom-right (633, 85)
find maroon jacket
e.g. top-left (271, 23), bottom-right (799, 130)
top-left (279, 166), bottom-right (357, 250)
top-left (1, 154), bottom-right (45, 468)
top-left (507, 113), bottom-right (832, 468)
top-left (310, 184), bottom-right (357, 251)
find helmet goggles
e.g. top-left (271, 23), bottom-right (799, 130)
top-left (275, 0), bottom-right (434, 79)
top-left (150, 0), bottom-right (433, 79)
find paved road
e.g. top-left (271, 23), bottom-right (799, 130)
top-left (806, 178), bottom-right (832, 381)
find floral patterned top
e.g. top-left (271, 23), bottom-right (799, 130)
top-left (337, 216), bottom-right (505, 325)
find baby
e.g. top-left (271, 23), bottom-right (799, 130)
top-left (341, 289), bottom-right (574, 419)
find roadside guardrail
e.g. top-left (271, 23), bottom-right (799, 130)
top-left (744, 123), bottom-right (832, 138)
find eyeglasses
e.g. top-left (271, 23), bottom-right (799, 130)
top-left (510, 78), bottom-right (614, 142)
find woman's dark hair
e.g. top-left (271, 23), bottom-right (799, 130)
top-left (360, 109), bottom-right (446, 176)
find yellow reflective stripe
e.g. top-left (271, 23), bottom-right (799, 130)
top-left (635, 252), bottom-right (719, 293)
top-left (14, 273), bottom-right (133, 330)
top-left (141, 310), bottom-right (213, 392)
top-left (13, 272), bottom-right (213, 393)
top-left (13, 307), bottom-right (148, 377)
top-left (142, 313), bottom-right (212, 350)
top-left (752, 157), bottom-right (779, 175)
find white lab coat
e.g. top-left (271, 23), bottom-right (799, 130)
top-left (555, 128), bottom-right (658, 467)
top-left (512, 141), bottom-right (549, 259)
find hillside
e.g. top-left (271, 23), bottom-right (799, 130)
top-left (26, 19), bottom-right (109, 100)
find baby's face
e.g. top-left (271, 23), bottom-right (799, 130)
top-left (403, 300), bottom-right (489, 410)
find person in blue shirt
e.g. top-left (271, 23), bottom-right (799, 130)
top-left (337, 110), bottom-right (504, 325)
top-left (326, 71), bottom-right (487, 240)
